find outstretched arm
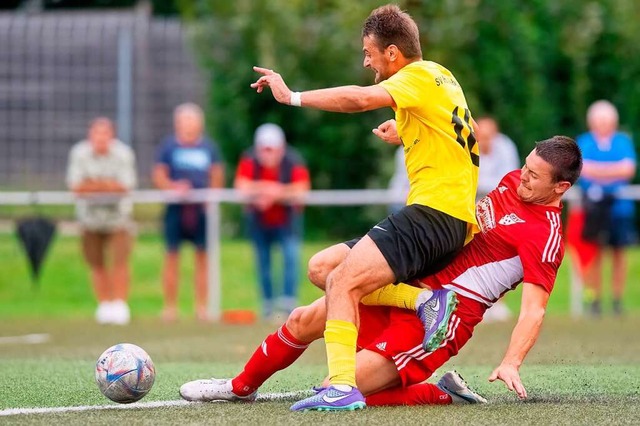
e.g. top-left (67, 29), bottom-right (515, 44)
top-left (488, 282), bottom-right (549, 399)
top-left (251, 66), bottom-right (394, 113)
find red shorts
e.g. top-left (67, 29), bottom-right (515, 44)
top-left (357, 294), bottom-right (485, 386)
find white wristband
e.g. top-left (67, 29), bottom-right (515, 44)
top-left (290, 91), bottom-right (302, 107)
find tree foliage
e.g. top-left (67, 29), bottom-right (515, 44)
top-left (415, 0), bottom-right (640, 155)
top-left (180, 0), bottom-right (640, 237)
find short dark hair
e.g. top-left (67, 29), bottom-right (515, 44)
top-left (362, 4), bottom-right (422, 59)
top-left (535, 135), bottom-right (583, 185)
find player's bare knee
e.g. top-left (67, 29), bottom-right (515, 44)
top-left (286, 299), bottom-right (326, 342)
top-left (307, 255), bottom-right (328, 290)
top-left (285, 306), bottom-right (305, 333)
top-left (308, 244), bottom-right (351, 290)
top-left (285, 306), bottom-right (316, 340)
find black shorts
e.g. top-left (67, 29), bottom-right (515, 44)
top-left (344, 204), bottom-right (467, 283)
top-left (163, 204), bottom-right (207, 251)
top-left (582, 195), bottom-right (637, 247)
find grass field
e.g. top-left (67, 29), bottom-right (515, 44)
top-left (1, 316), bottom-right (639, 424)
top-left (2, 233), bottom-right (640, 319)
top-left (0, 233), bottom-right (330, 319)
top-left (1, 233), bottom-right (640, 424)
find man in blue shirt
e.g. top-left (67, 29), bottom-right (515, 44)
top-left (153, 103), bottom-right (225, 322)
top-left (577, 100), bottom-right (637, 316)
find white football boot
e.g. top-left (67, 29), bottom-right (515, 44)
top-left (180, 378), bottom-right (257, 402)
top-left (110, 300), bottom-right (131, 325)
top-left (95, 302), bottom-right (111, 325)
top-left (437, 371), bottom-right (488, 404)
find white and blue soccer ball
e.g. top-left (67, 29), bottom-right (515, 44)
top-left (95, 343), bottom-right (156, 403)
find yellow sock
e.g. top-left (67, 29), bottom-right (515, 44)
top-left (360, 283), bottom-right (423, 311)
top-left (324, 319), bottom-right (358, 387)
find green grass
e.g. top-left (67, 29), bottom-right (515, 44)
top-left (0, 233), bottom-right (327, 319)
top-left (2, 233), bottom-right (640, 423)
top-left (2, 232), bottom-right (640, 320)
top-left (1, 317), bottom-right (639, 424)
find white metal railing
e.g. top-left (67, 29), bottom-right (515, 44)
top-left (0, 188), bottom-right (407, 206)
top-left (0, 188), bottom-right (407, 321)
top-left (1, 186), bottom-right (638, 320)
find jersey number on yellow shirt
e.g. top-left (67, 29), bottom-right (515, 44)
top-left (452, 106), bottom-right (479, 167)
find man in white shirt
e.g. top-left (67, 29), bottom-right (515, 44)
top-left (475, 116), bottom-right (520, 322)
top-left (476, 116), bottom-right (520, 197)
top-left (66, 117), bottom-right (137, 325)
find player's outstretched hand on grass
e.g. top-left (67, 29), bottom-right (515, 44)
top-left (251, 67), bottom-right (292, 105)
top-left (373, 119), bottom-right (401, 145)
top-left (489, 363), bottom-right (528, 400)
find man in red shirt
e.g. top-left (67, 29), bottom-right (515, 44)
top-left (181, 135), bottom-right (582, 407)
top-left (235, 123), bottom-right (310, 319)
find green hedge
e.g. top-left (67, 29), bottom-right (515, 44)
top-left (180, 0), bottom-right (640, 238)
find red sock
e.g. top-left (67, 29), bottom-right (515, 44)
top-left (366, 383), bottom-right (452, 406)
top-left (231, 325), bottom-right (309, 396)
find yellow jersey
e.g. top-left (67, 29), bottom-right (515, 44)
top-left (379, 60), bottom-right (479, 241)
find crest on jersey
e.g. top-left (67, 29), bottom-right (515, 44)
top-left (499, 213), bottom-right (525, 226)
top-left (476, 196), bottom-right (496, 232)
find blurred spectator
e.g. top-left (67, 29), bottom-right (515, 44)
top-left (577, 100), bottom-right (637, 317)
top-left (388, 146), bottom-right (410, 214)
top-left (66, 117), bottom-right (137, 325)
top-left (152, 103), bottom-right (225, 322)
top-left (476, 116), bottom-right (520, 197)
top-left (234, 124), bottom-right (310, 319)
top-left (476, 116), bottom-right (520, 322)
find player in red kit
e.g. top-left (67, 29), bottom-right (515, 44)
top-left (181, 136), bottom-right (582, 407)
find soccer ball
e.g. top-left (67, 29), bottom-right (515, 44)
top-left (95, 343), bottom-right (156, 403)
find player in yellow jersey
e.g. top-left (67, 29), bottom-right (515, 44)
top-left (249, 4), bottom-right (478, 411)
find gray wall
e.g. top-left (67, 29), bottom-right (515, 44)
top-left (0, 8), bottom-right (206, 189)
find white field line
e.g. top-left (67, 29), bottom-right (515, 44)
top-left (0, 334), bottom-right (50, 345)
top-left (0, 391), bottom-right (312, 417)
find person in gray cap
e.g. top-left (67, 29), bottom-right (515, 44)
top-left (234, 123), bottom-right (311, 320)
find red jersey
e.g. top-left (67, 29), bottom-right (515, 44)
top-left (235, 155), bottom-right (310, 227)
top-left (421, 170), bottom-right (563, 306)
